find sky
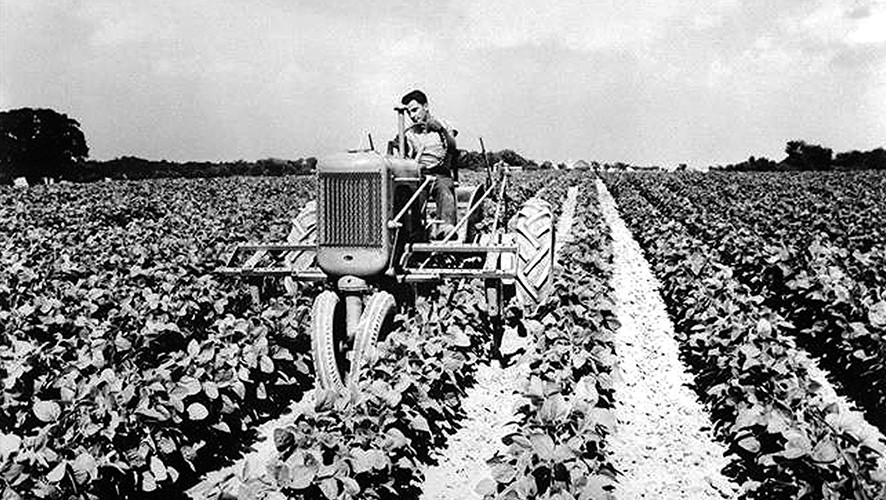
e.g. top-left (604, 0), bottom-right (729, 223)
top-left (1, 0), bottom-right (885, 167)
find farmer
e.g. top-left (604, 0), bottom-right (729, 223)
top-left (399, 89), bottom-right (459, 239)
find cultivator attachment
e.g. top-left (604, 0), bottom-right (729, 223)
top-left (217, 141), bottom-right (559, 392)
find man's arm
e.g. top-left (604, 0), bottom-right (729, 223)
top-left (426, 117), bottom-right (457, 156)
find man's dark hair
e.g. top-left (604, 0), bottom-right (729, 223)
top-left (401, 90), bottom-right (428, 106)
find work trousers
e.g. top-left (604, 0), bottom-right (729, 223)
top-left (424, 174), bottom-right (457, 227)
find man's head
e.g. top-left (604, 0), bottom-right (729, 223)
top-left (401, 89), bottom-right (429, 124)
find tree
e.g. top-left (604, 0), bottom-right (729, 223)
top-left (0, 108), bottom-right (89, 184)
top-left (784, 140), bottom-right (832, 170)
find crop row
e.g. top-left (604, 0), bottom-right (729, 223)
top-left (603, 174), bottom-right (886, 498)
top-left (619, 172), bottom-right (886, 434)
top-left (483, 177), bottom-right (619, 499)
top-left (1, 177), bottom-right (331, 499)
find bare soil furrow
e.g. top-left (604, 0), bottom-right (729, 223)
top-left (420, 186), bottom-right (581, 499)
top-left (597, 178), bottom-right (739, 500)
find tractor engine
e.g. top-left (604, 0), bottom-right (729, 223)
top-left (315, 151), bottom-right (420, 278)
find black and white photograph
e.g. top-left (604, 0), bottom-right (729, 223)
top-left (2, 1), bottom-right (885, 499)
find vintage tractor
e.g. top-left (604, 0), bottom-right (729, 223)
top-left (218, 107), bottom-right (555, 391)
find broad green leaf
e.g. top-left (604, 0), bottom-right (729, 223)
top-left (288, 464), bottom-right (317, 489)
top-left (737, 436), bottom-right (760, 453)
top-left (490, 460), bottom-right (516, 483)
top-left (187, 339), bottom-right (199, 357)
top-left (529, 433), bottom-right (555, 461)
top-left (203, 381), bottom-right (219, 400)
top-left (136, 407), bottom-right (168, 421)
top-left (384, 428), bottom-right (409, 450)
top-left (351, 449), bottom-right (374, 474)
top-left (810, 437), bottom-right (838, 463)
top-left (179, 377), bottom-right (202, 397)
top-left (475, 478), bottom-right (496, 496)
top-left (46, 461), bottom-right (67, 483)
top-left (232, 381), bottom-right (246, 400)
top-left (33, 400), bottom-right (61, 423)
top-left (319, 478), bottom-right (338, 499)
top-left (410, 415), bottom-right (430, 433)
top-left (142, 471), bottom-right (157, 492)
top-left (256, 382), bottom-right (267, 400)
top-left (869, 301), bottom-right (886, 328)
top-left (187, 403), bottom-right (209, 421)
top-left (71, 451), bottom-right (98, 484)
top-left (341, 476), bottom-right (360, 495)
top-left (589, 408), bottom-right (616, 431)
top-left (765, 410), bottom-right (790, 434)
top-left (150, 456), bottom-right (168, 482)
top-left (782, 431), bottom-right (811, 460)
top-left (260, 355), bottom-right (275, 373)
top-left (0, 433), bottom-right (22, 461)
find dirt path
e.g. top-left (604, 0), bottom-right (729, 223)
top-left (596, 178), bottom-right (739, 500)
top-left (420, 186), bottom-right (581, 499)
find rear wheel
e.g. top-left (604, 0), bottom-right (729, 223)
top-left (284, 201), bottom-right (317, 295)
top-left (509, 198), bottom-right (555, 308)
top-left (348, 291), bottom-right (396, 386)
top-left (311, 291), bottom-right (347, 391)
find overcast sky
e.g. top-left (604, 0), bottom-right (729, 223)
top-left (2, 0), bottom-right (884, 166)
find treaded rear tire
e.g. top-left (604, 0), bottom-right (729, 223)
top-left (284, 201), bottom-right (317, 295)
top-left (311, 290), bottom-right (346, 391)
top-left (509, 197), bottom-right (555, 308)
top-left (348, 291), bottom-right (396, 386)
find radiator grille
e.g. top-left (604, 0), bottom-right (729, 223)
top-left (319, 172), bottom-right (383, 247)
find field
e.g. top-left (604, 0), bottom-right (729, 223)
top-left (1, 169), bottom-right (886, 499)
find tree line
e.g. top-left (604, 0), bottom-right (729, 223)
top-left (7, 107), bottom-right (882, 183)
top-left (0, 108), bottom-right (321, 184)
top-left (717, 140), bottom-right (886, 172)
top-left (1, 108), bottom-right (550, 185)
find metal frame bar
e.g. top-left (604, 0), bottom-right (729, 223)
top-left (439, 180), bottom-right (496, 244)
top-left (491, 171), bottom-right (509, 236)
top-left (233, 244), bottom-right (316, 252)
top-left (389, 176), bottom-right (434, 227)
top-left (406, 243), bottom-right (517, 253)
top-left (216, 267), bottom-right (326, 279)
top-left (399, 268), bottom-right (518, 281)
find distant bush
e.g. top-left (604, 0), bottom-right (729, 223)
top-left (458, 148), bottom-right (538, 171)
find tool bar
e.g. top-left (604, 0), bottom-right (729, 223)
top-left (232, 244), bottom-right (316, 252)
top-left (215, 267), bottom-right (326, 279)
top-left (405, 243), bottom-right (517, 253)
top-left (399, 268), bottom-right (517, 280)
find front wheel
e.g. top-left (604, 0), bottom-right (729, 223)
top-left (348, 291), bottom-right (397, 386)
top-left (311, 291), bottom-right (347, 391)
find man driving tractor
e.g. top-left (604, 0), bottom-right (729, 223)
top-left (398, 89), bottom-right (459, 240)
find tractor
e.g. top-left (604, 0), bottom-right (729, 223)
top-left (218, 106), bottom-right (555, 391)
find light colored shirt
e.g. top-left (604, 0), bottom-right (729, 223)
top-left (405, 117), bottom-right (454, 171)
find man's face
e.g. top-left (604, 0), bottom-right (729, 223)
top-left (405, 100), bottom-right (429, 124)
